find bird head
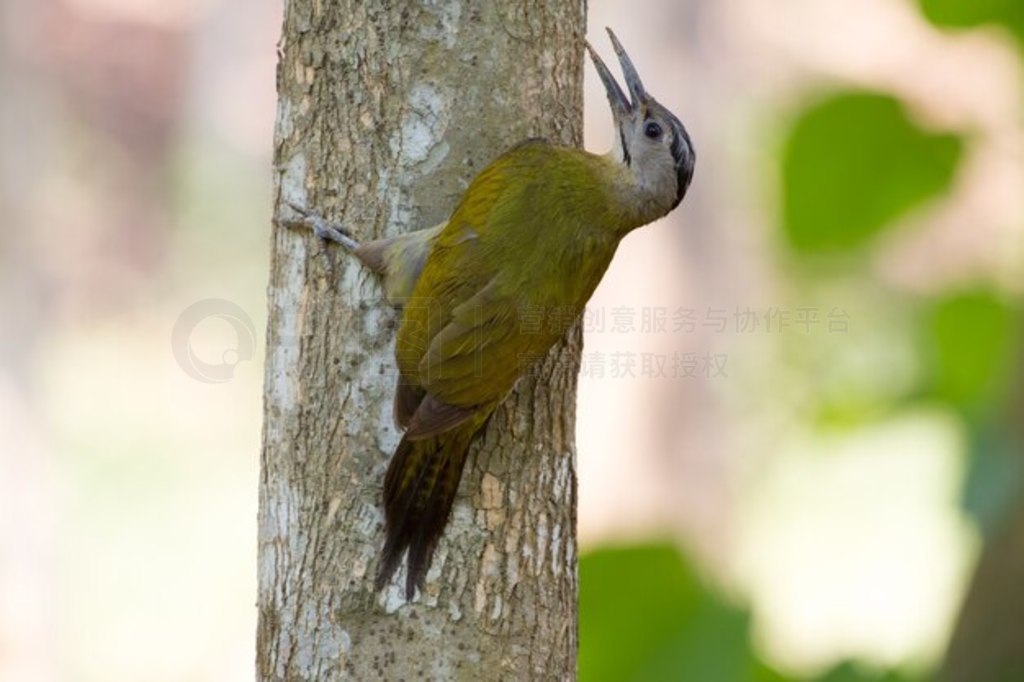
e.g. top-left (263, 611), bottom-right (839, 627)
top-left (587, 29), bottom-right (695, 214)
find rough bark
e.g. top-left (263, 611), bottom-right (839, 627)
top-left (258, 2), bottom-right (585, 679)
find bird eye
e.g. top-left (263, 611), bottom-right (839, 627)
top-left (644, 121), bottom-right (663, 139)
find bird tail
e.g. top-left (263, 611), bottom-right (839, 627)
top-left (375, 424), bottom-right (481, 599)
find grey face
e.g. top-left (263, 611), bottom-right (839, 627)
top-left (587, 28), bottom-right (696, 209)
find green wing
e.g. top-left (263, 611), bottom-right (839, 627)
top-left (395, 141), bottom-right (612, 438)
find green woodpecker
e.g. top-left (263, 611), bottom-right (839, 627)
top-left (285, 29), bottom-right (695, 599)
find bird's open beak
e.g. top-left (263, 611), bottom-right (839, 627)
top-left (585, 28), bottom-right (648, 118)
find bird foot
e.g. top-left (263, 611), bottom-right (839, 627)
top-left (278, 201), bottom-right (361, 252)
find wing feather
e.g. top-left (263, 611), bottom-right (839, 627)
top-left (393, 140), bottom-right (597, 435)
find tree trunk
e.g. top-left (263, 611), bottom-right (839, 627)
top-left (940, 494), bottom-right (1024, 682)
top-left (940, 350), bottom-right (1024, 682)
top-left (257, 2), bottom-right (585, 679)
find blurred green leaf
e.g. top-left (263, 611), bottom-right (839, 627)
top-left (751, 661), bottom-right (801, 682)
top-left (923, 289), bottom-right (1019, 413)
top-left (919, 0), bottom-right (1024, 43)
top-left (813, 661), bottom-right (916, 682)
top-left (579, 544), bottom-right (756, 682)
top-left (781, 93), bottom-right (962, 254)
top-left (579, 544), bottom-right (918, 681)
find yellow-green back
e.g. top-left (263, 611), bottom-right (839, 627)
top-left (396, 139), bottom-right (628, 412)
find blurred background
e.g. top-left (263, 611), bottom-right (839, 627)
top-left (1, 0), bottom-right (1020, 680)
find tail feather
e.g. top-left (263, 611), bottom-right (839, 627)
top-left (375, 426), bottom-right (477, 599)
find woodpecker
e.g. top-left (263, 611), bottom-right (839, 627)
top-left (284, 29), bottom-right (695, 599)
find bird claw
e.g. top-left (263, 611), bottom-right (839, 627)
top-left (279, 201), bottom-right (361, 252)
